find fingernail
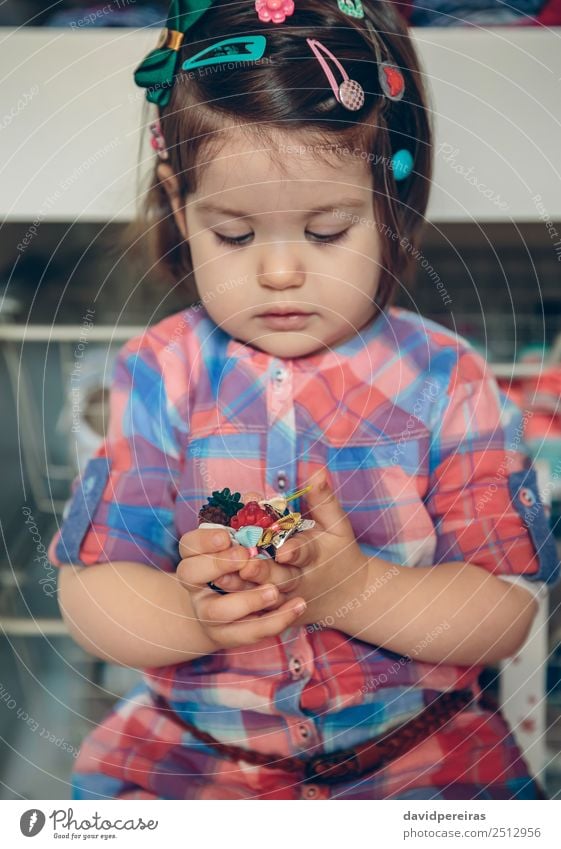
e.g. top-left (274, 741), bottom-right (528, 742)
top-left (213, 532), bottom-right (228, 546)
top-left (262, 586), bottom-right (277, 603)
top-left (293, 601), bottom-right (307, 615)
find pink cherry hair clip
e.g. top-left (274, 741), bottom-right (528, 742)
top-left (149, 118), bottom-right (169, 161)
top-left (255, 0), bottom-right (295, 24)
top-left (306, 38), bottom-right (365, 112)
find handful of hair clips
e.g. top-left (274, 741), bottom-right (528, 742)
top-left (198, 485), bottom-right (316, 560)
top-left (199, 485), bottom-right (315, 594)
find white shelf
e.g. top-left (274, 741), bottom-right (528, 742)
top-left (0, 617), bottom-right (68, 636)
top-left (0, 323), bottom-right (146, 342)
top-left (0, 322), bottom-right (556, 379)
top-left (1, 27), bottom-right (561, 222)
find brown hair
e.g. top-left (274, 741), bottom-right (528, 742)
top-left (125, 0), bottom-right (433, 312)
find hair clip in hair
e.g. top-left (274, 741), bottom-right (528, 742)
top-left (337, 0), bottom-right (364, 18)
top-left (379, 63), bottom-right (405, 101)
top-left (306, 38), bottom-right (365, 112)
top-left (149, 119), bottom-right (169, 161)
top-left (391, 148), bottom-right (414, 181)
top-left (155, 27), bottom-right (185, 51)
top-left (182, 35), bottom-right (267, 71)
top-left (134, 0), bottom-right (216, 106)
top-left (255, 0), bottom-right (295, 24)
top-left (363, 17), bottom-right (406, 103)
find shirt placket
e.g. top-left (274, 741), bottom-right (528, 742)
top-left (265, 360), bottom-right (297, 495)
top-left (265, 361), bottom-right (321, 739)
top-left (273, 626), bottom-right (321, 749)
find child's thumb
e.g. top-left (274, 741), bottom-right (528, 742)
top-left (301, 469), bottom-right (352, 537)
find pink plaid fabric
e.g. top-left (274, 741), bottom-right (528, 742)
top-left (48, 304), bottom-right (558, 799)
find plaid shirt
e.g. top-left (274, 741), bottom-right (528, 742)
top-left (48, 305), bottom-right (559, 798)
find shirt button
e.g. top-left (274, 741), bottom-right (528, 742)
top-left (303, 785), bottom-right (320, 799)
top-left (273, 367), bottom-right (287, 382)
top-left (277, 471), bottom-right (287, 491)
top-left (519, 487), bottom-right (536, 508)
top-left (82, 477), bottom-right (94, 495)
top-left (289, 657), bottom-right (303, 678)
top-left (298, 723), bottom-right (311, 739)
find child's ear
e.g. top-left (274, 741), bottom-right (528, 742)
top-left (156, 163), bottom-right (189, 242)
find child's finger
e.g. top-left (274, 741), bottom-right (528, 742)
top-left (177, 546), bottom-right (249, 589)
top-left (215, 598), bottom-right (307, 645)
top-left (211, 570), bottom-right (293, 593)
top-left (241, 490), bottom-right (264, 503)
top-left (274, 532), bottom-right (320, 568)
top-left (215, 572), bottom-right (259, 592)
top-left (238, 559), bottom-right (301, 593)
top-left (178, 527), bottom-right (232, 559)
top-left (199, 583), bottom-right (284, 624)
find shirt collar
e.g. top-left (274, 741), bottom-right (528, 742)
top-left (200, 306), bottom-right (388, 370)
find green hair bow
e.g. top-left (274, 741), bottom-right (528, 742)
top-left (134, 0), bottom-right (216, 107)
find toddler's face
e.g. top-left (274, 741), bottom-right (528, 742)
top-left (160, 129), bottom-right (382, 358)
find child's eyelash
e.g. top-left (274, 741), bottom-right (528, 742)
top-left (309, 230), bottom-right (351, 245)
top-left (213, 230), bottom-right (351, 247)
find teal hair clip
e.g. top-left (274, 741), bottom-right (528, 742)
top-left (337, 0), bottom-right (364, 18)
top-left (182, 35), bottom-right (267, 71)
top-left (391, 149), bottom-right (414, 181)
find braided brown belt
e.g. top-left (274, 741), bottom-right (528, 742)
top-left (153, 687), bottom-right (483, 785)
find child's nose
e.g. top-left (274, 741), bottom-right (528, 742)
top-left (257, 245), bottom-right (306, 290)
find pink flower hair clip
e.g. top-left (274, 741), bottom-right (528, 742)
top-left (149, 118), bottom-right (169, 161)
top-left (255, 0), bottom-right (295, 25)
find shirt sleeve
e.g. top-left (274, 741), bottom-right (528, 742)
top-left (48, 337), bottom-right (182, 572)
top-left (423, 345), bottom-right (560, 587)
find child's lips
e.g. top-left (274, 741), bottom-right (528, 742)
top-left (257, 311), bottom-right (315, 330)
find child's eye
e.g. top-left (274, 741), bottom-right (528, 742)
top-left (214, 230), bottom-right (350, 247)
top-left (307, 229), bottom-right (350, 244)
top-left (214, 232), bottom-right (253, 246)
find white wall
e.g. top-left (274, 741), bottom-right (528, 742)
top-left (2, 27), bottom-right (561, 222)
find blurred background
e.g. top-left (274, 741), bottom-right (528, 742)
top-left (1, 0), bottom-right (561, 800)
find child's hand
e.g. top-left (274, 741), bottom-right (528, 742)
top-left (179, 523), bottom-right (302, 595)
top-left (190, 489), bottom-right (303, 596)
top-left (176, 529), bottom-right (306, 649)
top-left (270, 469), bottom-right (369, 626)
